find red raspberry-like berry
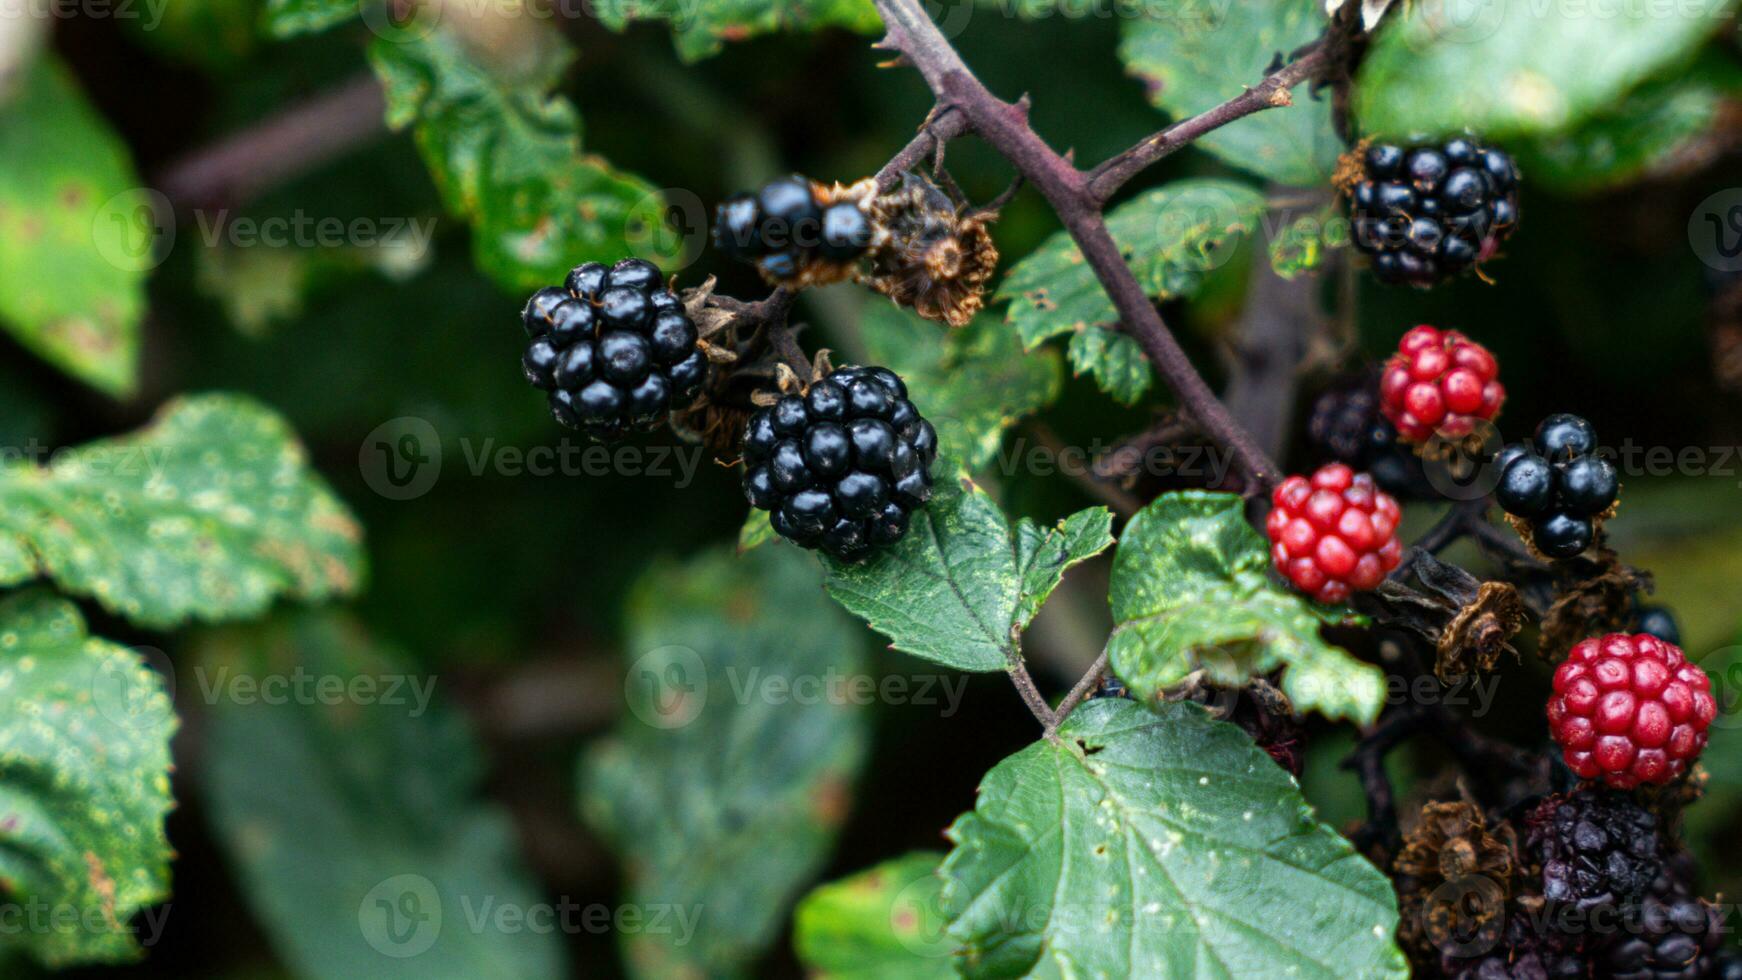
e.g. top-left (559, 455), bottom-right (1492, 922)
top-left (1548, 633), bottom-right (1716, 789)
top-left (1379, 324), bottom-right (1505, 443)
top-left (1266, 463), bottom-right (1403, 604)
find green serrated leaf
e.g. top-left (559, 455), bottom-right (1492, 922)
top-left (1269, 206), bottom-right (1345, 279)
top-left (1065, 326), bottom-right (1151, 405)
top-left (793, 852), bottom-right (955, 980)
top-left (0, 591), bottom-right (175, 967)
top-left (858, 301), bottom-right (1062, 471)
top-left (198, 613), bottom-right (566, 978)
top-left (1106, 491), bottom-right (1384, 724)
top-left (1119, 1), bottom-right (1341, 184)
top-left (368, 23), bottom-right (666, 293)
top-left (594, 0), bottom-right (880, 61)
top-left (580, 546), bottom-right (871, 979)
top-left (941, 698), bottom-right (1407, 978)
top-left (997, 180), bottom-right (1264, 403)
top-left (1356, 0), bottom-right (1738, 139)
top-left (0, 53), bottom-right (145, 397)
top-left (262, 0), bottom-right (357, 37)
top-left (823, 474), bottom-right (1112, 673)
top-left (1014, 506), bottom-right (1114, 630)
top-left (0, 393), bottom-right (366, 629)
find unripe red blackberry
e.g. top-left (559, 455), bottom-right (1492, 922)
top-left (520, 259), bottom-right (706, 440)
top-left (1379, 325), bottom-right (1505, 443)
top-left (1266, 463), bottom-right (1403, 604)
top-left (1548, 633), bottom-right (1715, 788)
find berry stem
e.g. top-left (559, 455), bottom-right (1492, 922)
top-left (871, 0), bottom-right (1283, 492)
top-left (1047, 650), bottom-right (1109, 736)
top-left (1082, 44), bottom-right (1335, 205)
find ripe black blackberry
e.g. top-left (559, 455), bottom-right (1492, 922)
top-left (715, 175), bottom-right (875, 286)
top-left (1601, 875), bottom-right (1721, 980)
top-left (741, 366), bottom-right (938, 561)
top-left (1494, 414), bottom-right (1618, 559)
top-left (1346, 136), bottom-right (1520, 287)
top-left (1305, 380), bottom-right (1435, 499)
top-left (520, 259), bottom-right (707, 440)
top-left (1525, 789), bottom-right (1663, 919)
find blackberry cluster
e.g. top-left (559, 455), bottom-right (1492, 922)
top-left (742, 366), bottom-right (938, 561)
top-left (1525, 789), bottom-right (1663, 917)
top-left (1348, 137), bottom-right (1520, 287)
top-left (521, 259), bottom-right (706, 440)
top-left (1495, 414), bottom-right (1618, 560)
top-left (1440, 914), bottom-right (1585, 980)
top-left (715, 175), bottom-right (874, 282)
top-left (1306, 381), bottom-right (1436, 499)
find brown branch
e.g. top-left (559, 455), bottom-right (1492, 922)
top-left (1084, 45), bottom-right (1333, 205)
top-left (1007, 656), bottom-right (1058, 731)
top-left (157, 74), bottom-right (386, 210)
top-left (875, 105), bottom-right (969, 192)
top-left (1047, 650), bottom-right (1108, 735)
top-left (871, 0), bottom-right (1281, 493)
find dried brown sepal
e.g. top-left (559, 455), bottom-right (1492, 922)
top-left (1333, 137), bottom-right (1372, 197)
top-left (681, 277), bottom-right (739, 342)
top-left (1436, 581), bottom-right (1528, 684)
top-left (1537, 546), bottom-right (1653, 663)
top-left (670, 399), bottom-right (752, 459)
top-left (863, 171), bottom-right (1000, 327)
top-left (1393, 799), bottom-right (1518, 963)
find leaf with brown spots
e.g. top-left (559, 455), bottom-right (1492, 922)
top-left (0, 54), bottom-right (144, 397)
top-left (0, 393), bottom-right (366, 628)
top-left (0, 591), bottom-right (175, 966)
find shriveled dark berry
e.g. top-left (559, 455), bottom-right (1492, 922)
top-left (742, 365), bottom-right (936, 560)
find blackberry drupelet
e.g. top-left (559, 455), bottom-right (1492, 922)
top-left (1347, 136), bottom-right (1520, 287)
top-left (741, 366), bottom-right (939, 561)
top-left (520, 259), bottom-right (707, 440)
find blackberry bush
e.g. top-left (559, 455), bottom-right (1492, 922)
top-left (521, 259), bottom-right (707, 439)
top-left (741, 366), bottom-right (939, 561)
top-left (1347, 137), bottom-right (1520, 287)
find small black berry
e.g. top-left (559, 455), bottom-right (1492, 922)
top-left (743, 365), bottom-right (937, 561)
top-left (714, 194), bottom-right (761, 258)
top-left (1496, 451), bottom-right (1555, 517)
top-left (1536, 413), bottom-right (1598, 462)
top-left (757, 175), bottom-right (821, 251)
top-left (1534, 512), bottom-right (1594, 559)
top-left (1635, 605), bottom-right (1682, 646)
top-left (1557, 455), bottom-right (1619, 515)
top-left (818, 202), bottom-right (872, 261)
top-left (606, 257), bottom-right (661, 292)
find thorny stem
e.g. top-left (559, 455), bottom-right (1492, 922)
top-left (1083, 45), bottom-right (1334, 204)
top-left (872, 0), bottom-right (1284, 502)
top-left (870, 0), bottom-right (1348, 730)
